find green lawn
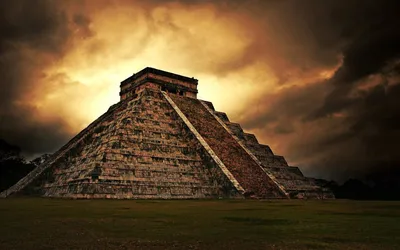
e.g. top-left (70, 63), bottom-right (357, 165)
top-left (0, 199), bottom-right (399, 249)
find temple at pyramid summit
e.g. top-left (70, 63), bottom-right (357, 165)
top-left (1, 67), bottom-right (334, 199)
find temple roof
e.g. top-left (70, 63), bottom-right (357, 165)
top-left (120, 67), bottom-right (198, 86)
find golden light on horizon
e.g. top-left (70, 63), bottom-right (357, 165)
top-left (41, 2), bottom-right (261, 130)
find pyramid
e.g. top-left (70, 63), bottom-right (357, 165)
top-left (1, 67), bottom-right (334, 199)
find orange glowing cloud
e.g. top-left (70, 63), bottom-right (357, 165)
top-left (40, 1), bottom-right (343, 135)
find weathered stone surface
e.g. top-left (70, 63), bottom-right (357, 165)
top-left (206, 106), bottom-right (334, 199)
top-left (169, 95), bottom-right (287, 199)
top-left (1, 67), bottom-right (333, 199)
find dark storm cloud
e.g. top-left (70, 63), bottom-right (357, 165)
top-left (308, 0), bottom-right (400, 179)
top-left (238, 0), bottom-right (400, 180)
top-left (310, 0), bottom-right (400, 118)
top-left (304, 80), bottom-right (400, 180)
top-left (0, 0), bottom-right (91, 156)
top-left (224, 0), bottom-right (400, 85)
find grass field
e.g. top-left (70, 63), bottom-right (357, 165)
top-left (0, 199), bottom-right (399, 249)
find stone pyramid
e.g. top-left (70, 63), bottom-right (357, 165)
top-left (1, 67), bottom-right (333, 199)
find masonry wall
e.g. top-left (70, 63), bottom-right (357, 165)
top-left (17, 88), bottom-right (241, 199)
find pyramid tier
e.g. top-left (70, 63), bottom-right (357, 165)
top-left (14, 88), bottom-right (240, 199)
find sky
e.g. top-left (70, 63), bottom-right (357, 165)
top-left (0, 0), bottom-right (399, 181)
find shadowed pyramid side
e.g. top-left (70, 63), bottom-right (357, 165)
top-left (168, 94), bottom-right (287, 199)
top-left (206, 106), bottom-right (335, 199)
top-left (0, 101), bottom-right (125, 198)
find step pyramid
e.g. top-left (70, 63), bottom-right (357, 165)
top-left (1, 67), bottom-right (334, 199)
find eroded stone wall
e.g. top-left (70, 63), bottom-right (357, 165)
top-left (17, 88), bottom-right (241, 199)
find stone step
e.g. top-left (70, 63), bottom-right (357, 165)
top-left (169, 94), bottom-right (286, 199)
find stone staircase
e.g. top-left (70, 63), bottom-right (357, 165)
top-left (169, 94), bottom-right (287, 199)
top-left (205, 107), bottom-right (334, 199)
